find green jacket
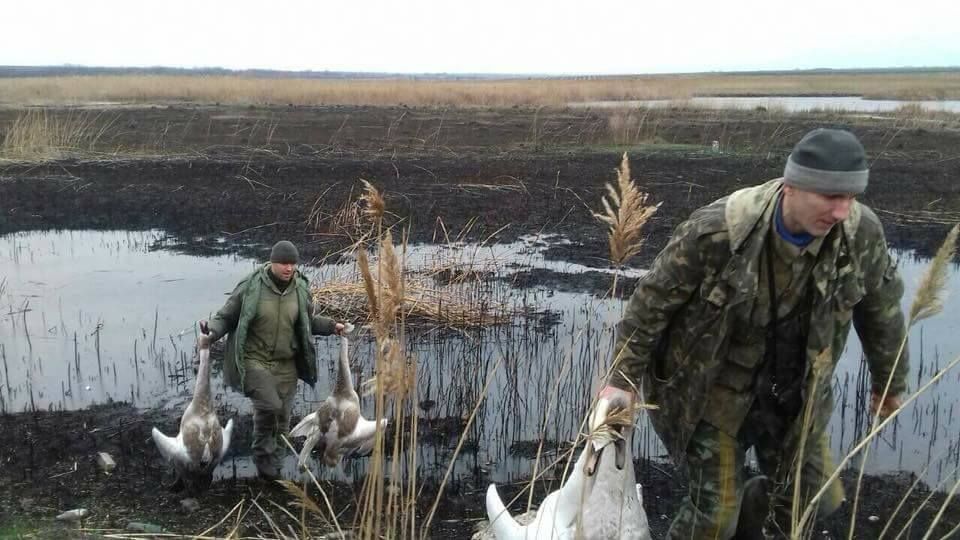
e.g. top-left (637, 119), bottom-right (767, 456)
top-left (610, 179), bottom-right (908, 458)
top-left (206, 264), bottom-right (337, 391)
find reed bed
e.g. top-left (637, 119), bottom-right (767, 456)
top-left (311, 268), bottom-right (515, 330)
top-left (0, 108), bottom-right (118, 160)
top-left (2, 71), bottom-right (959, 107)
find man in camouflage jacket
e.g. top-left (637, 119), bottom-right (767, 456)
top-left (594, 129), bottom-right (908, 538)
top-left (198, 240), bottom-right (345, 481)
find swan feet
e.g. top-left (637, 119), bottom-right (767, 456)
top-left (163, 471), bottom-right (185, 493)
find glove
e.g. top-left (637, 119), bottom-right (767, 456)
top-left (584, 385), bottom-right (636, 475)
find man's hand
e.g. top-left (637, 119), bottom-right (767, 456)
top-left (194, 325), bottom-right (213, 375)
top-left (871, 392), bottom-right (902, 420)
top-left (334, 322), bottom-right (346, 336)
top-left (197, 333), bottom-right (213, 349)
top-left (589, 385), bottom-right (637, 433)
top-left (197, 319), bottom-right (213, 349)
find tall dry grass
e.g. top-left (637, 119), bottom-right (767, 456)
top-left (841, 223), bottom-right (960, 538)
top-left (289, 181), bottom-right (508, 539)
top-left (2, 71), bottom-right (959, 107)
top-left (0, 108), bottom-right (117, 160)
top-left (790, 224), bottom-right (960, 539)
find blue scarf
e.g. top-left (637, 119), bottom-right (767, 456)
top-left (775, 195), bottom-right (813, 247)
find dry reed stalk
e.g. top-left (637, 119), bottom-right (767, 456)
top-left (312, 279), bottom-right (513, 329)
top-left (877, 443), bottom-right (960, 538)
top-left (920, 474), bottom-right (960, 540)
top-left (789, 349), bottom-right (832, 536)
top-left (794, 351), bottom-right (960, 537)
top-left (844, 223), bottom-right (959, 538)
top-left (359, 179), bottom-right (386, 227)
top-left (357, 248), bottom-right (379, 319)
top-left (0, 108), bottom-right (117, 160)
top-left (592, 152), bottom-right (660, 296)
top-left (354, 226), bottom-right (422, 540)
top-left (586, 385), bottom-right (658, 451)
top-left (890, 466), bottom-right (960, 539)
top-left (305, 184), bottom-right (347, 236)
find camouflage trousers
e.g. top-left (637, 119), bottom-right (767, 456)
top-left (668, 420), bottom-right (845, 540)
top-left (243, 357), bottom-right (299, 479)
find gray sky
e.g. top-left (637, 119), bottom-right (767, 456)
top-left (4, 0), bottom-right (959, 74)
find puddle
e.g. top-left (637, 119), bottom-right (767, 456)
top-left (1, 230), bottom-right (959, 488)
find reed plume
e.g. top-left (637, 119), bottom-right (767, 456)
top-left (593, 152), bottom-right (660, 267)
top-left (360, 179), bottom-right (386, 228)
top-left (909, 223), bottom-right (959, 323)
top-left (593, 152), bottom-right (660, 296)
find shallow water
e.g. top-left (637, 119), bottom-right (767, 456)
top-left (573, 96), bottom-right (960, 113)
top-left (1, 229), bottom-right (958, 490)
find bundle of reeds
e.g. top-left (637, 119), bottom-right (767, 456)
top-left (311, 276), bottom-right (514, 329)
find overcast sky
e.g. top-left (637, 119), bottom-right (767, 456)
top-left (4, 0), bottom-right (959, 74)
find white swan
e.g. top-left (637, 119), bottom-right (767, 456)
top-left (151, 340), bottom-right (234, 494)
top-left (481, 435), bottom-right (650, 540)
top-left (289, 323), bottom-right (386, 467)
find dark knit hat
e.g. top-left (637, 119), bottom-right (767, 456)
top-left (783, 128), bottom-right (869, 195)
top-left (269, 240), bottom-right (299, 264)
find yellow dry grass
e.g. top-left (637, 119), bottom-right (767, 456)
top-left (311, 274), bottom-right (513, 330)
top-left (1, 71), bottom-right (959, 107)
top-left (0, 108), bottom-right (117, 160)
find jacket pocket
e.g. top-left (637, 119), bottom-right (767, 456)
top-left (833, 275), bottom-right (865, 325)
top-left (653, 281), bottom-right (728, 382)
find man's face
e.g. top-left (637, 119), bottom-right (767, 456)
top-left (782, 185), bottom-right (856, 237)
top-left (270, 262), bottom-right (296, 282)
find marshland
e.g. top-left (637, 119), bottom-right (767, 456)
top-left (2, 70), bottom-right (960, 538)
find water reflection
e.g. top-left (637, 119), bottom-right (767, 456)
top-left (572, 96), bottom-right (960, 113)
top-left (1, 229), bottom-right (958, 491)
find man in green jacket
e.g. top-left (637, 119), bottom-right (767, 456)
top-left (592, 129), bottom-right (909, 538)
top-left (198, 240), bottom-right (345, 481)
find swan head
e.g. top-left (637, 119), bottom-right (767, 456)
top-left (585, 427), bottom-right (627, 477)
top-left (585, 397), bottom-right (634, 477)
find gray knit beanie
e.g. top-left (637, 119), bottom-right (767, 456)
top-left (783, 128), bottom-right (869, 195)
top-left (269, 240), bottom-right (299, 264)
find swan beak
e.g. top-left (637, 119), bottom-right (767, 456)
top-left (584, 432), bottom-right (626, 476)
top-left (614, 437), bottom-right (626, 470)
top-left (584, 442), bottom-right (603, 476)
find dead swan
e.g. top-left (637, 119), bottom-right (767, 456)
top-left (151, 339), bottom-right (234, 494)
top-left (484, 443), bottom-right (598, 540)
top-left (290, 323), bottom-right (386, 467)
top-left (482, 433), bottom-right (650, 539)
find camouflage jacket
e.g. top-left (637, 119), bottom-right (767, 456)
top-left (610, 179), bottom-right (908, 458)
top-left (207, 264), bottom-right (337, 392)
